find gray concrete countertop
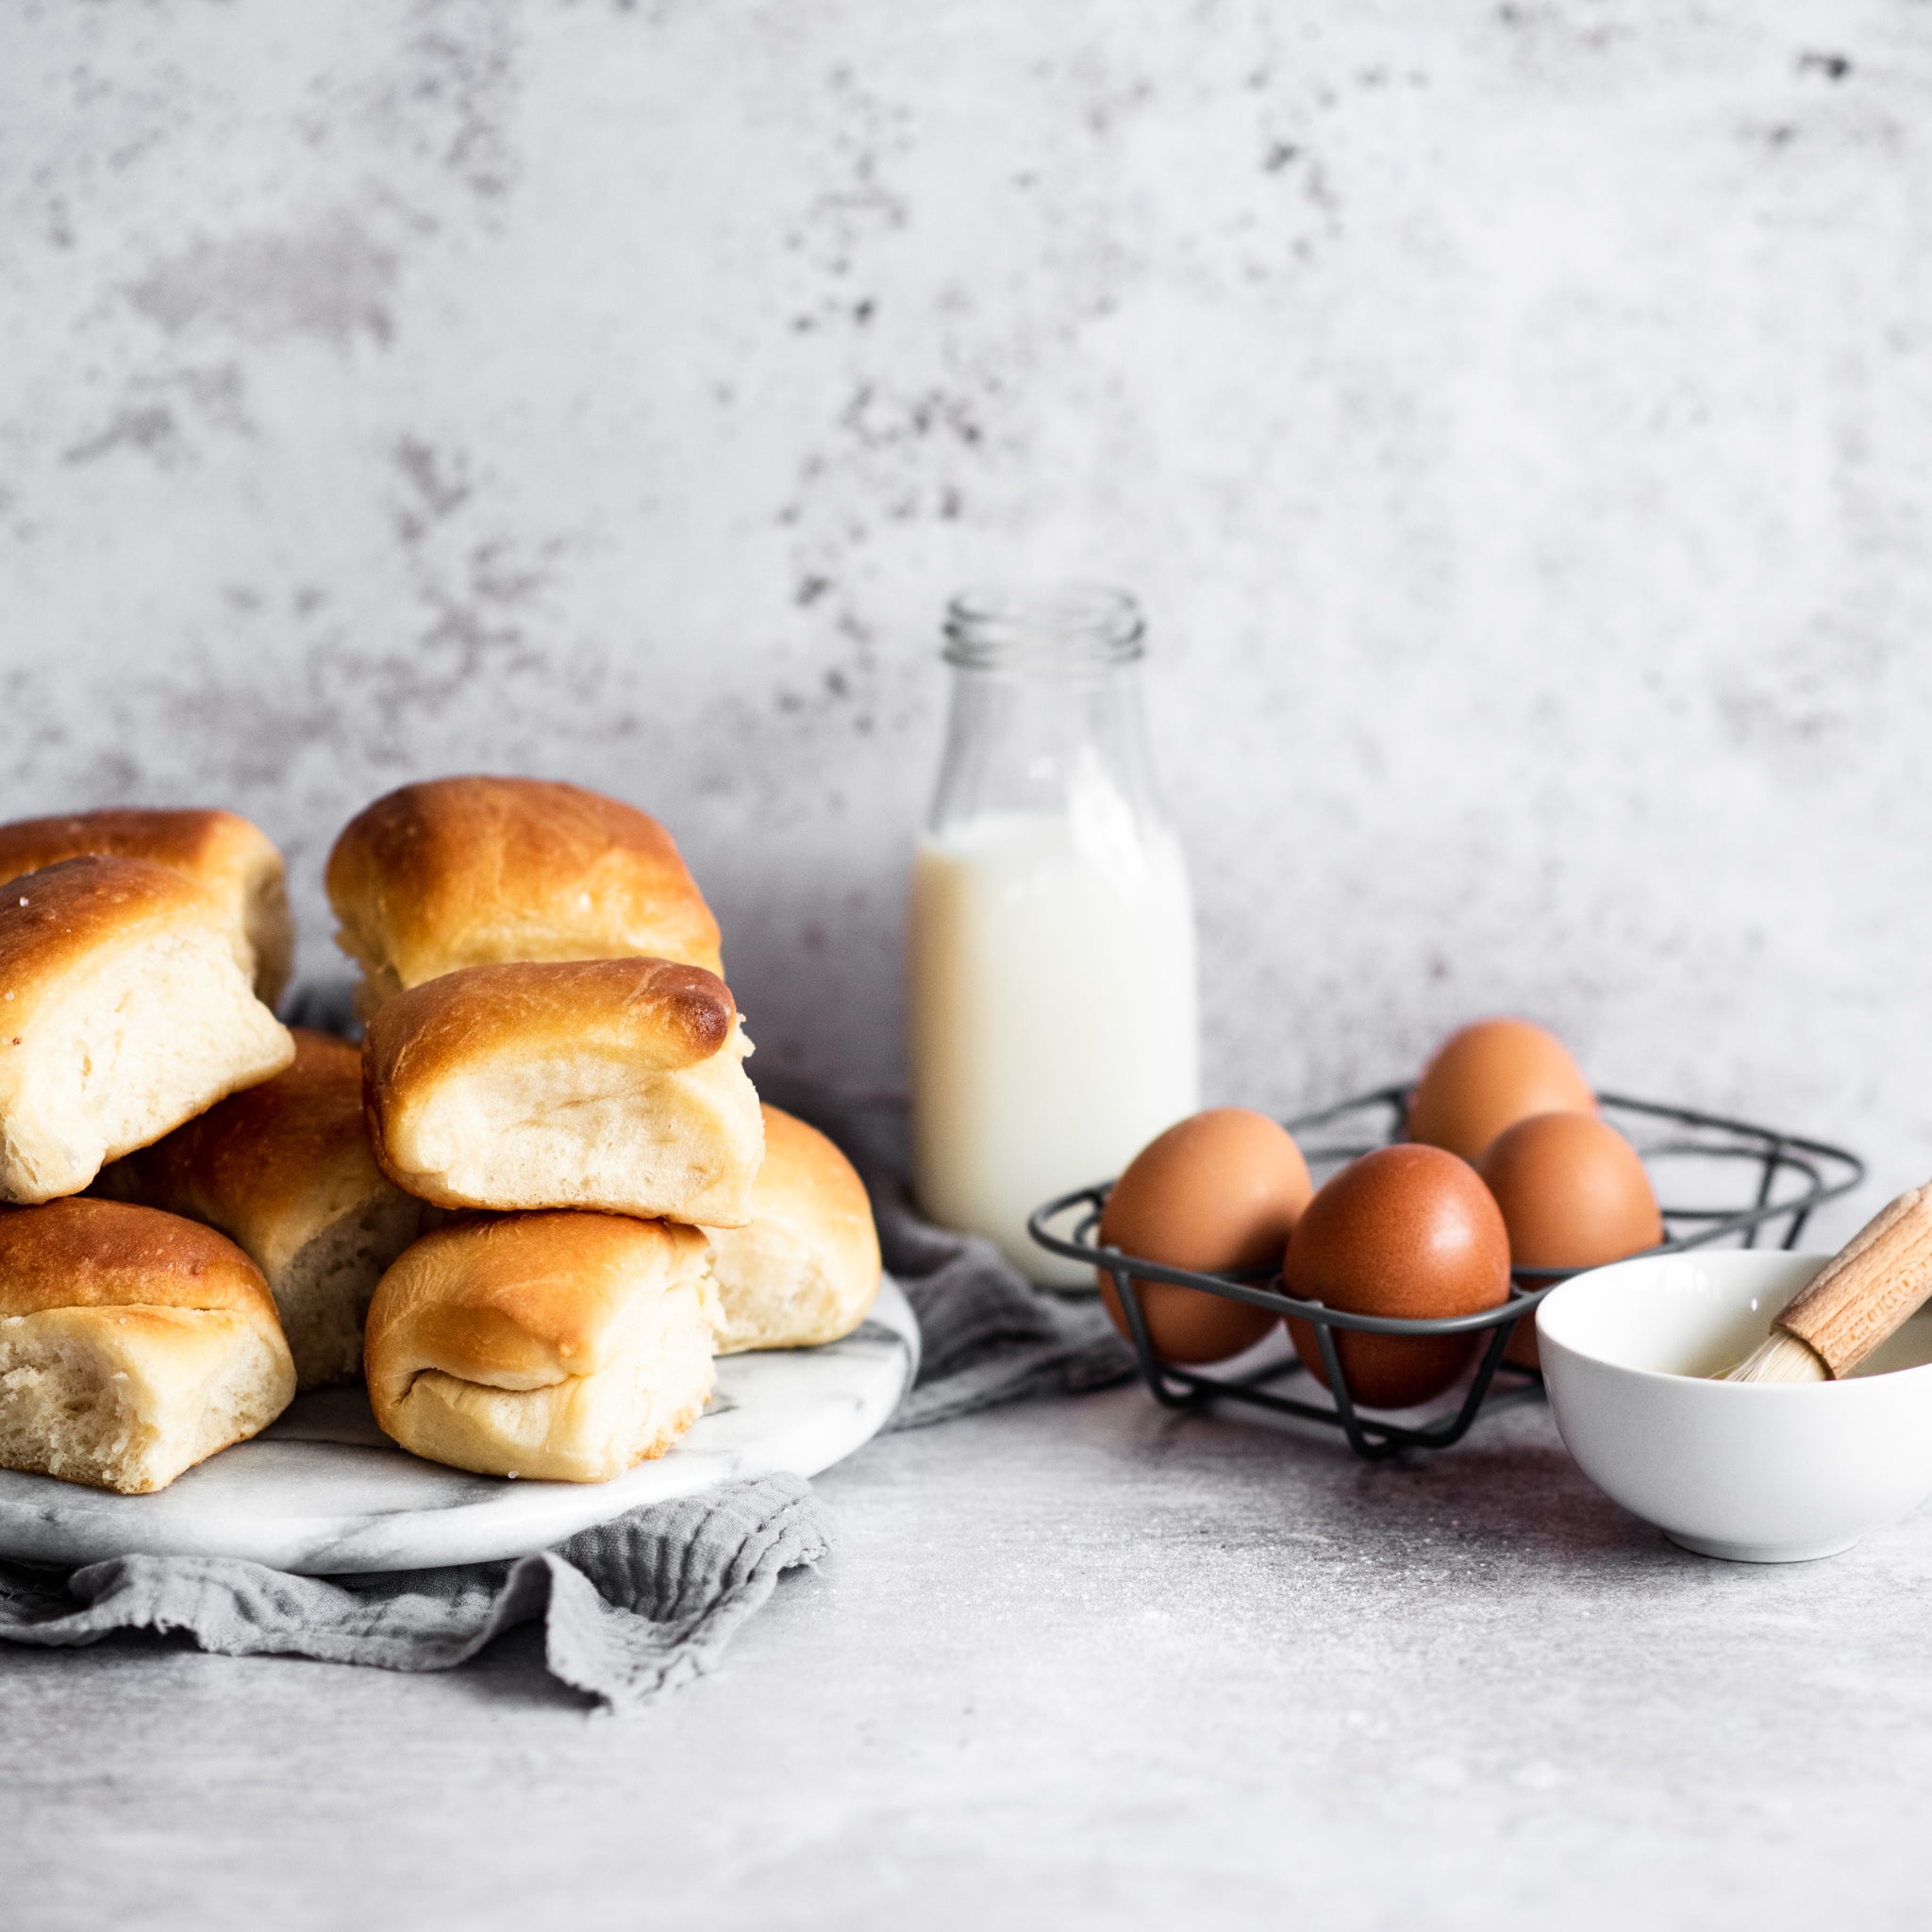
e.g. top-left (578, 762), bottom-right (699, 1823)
top-left (4, 1384), bottom-right (1926, 1931)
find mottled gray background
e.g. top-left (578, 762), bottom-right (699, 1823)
top-left (2, 1), bottom-right (1925, 1236)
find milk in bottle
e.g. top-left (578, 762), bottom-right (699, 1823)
top-left (908, 586), bottom-right (1200, 1285)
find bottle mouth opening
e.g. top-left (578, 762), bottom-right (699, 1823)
top-left (942, 582), bottom-right (1145, 668)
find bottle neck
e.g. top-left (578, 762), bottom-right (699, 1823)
top-left (942, 583), bottom-right (1144, 673)
top-left (926, 586), bottom-right (1171, 844)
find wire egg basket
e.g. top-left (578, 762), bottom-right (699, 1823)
top-left (1028, 1089), bottom-right (1864, 1460)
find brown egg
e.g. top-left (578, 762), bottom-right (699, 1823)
top-left (1283, 1143), bottom-right (1510, 1409)
top-left (1407, 1017), bottom-right (1595, 1164)
top-left (1477, 1110), bottom-right (1663, 1369)
top-left (1097, 1108), bottom-right (1314, 1364)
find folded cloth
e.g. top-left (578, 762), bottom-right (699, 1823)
top-left (0, 1472), bottom-right (828, 1715)
top-left (754, 1075), bottom-right (1135, 1426)
top-left (0, 996), bottom-right (1134, 1708)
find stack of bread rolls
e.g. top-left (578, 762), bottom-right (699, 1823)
top-left (0, 777), bottom-right (881, 1497)
top-left (0, 817), bottom-right (302, 1492)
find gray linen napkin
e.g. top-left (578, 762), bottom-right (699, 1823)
top-left (0, 1474), bottom-right (828, 1714)
top-left (0, 1011), bottom-right (1133, 1707)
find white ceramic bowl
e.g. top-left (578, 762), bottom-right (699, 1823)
top-left (1538, 1251), bottom-right (1932, 1562)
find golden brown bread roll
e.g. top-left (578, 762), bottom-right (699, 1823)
top-left (707, 1105), bottom-right (881, 1353)
top-left (94, 1028), bottom-right (425, 1391)
top-left (362, 958), bottom-right (764, 1226)
top-left (363, 1211), bottom-right (719, 1481)
top-left (325, 775), bottom-right (722, 1014)
top-left (0, 808), bottom-right (292, 1006)
top-left (0, 857), bottom-right (295, 1205)
top-left (0, 1196), bottom-right (295, 1493)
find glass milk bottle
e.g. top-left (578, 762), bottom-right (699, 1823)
top-left (908, 584), bottom-right (1201, 1285)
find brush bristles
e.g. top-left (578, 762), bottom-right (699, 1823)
top-left (1724, 1330), bottom-right (1829, 1385)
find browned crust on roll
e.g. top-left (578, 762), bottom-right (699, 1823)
top-left (0, 854), bottom-right (237, 999)
top-left (0, 1196), bottom-right (283, 1320)
top-left (0, 808), bottom-right (256, 876)
top-left (100, 1028), bottom-right (381, 1255)
top-left (325, 775), bottom-right (722, 997)
top-left (363, 1210), bottom-right (719, 1480)
top-left (364, 1210), bottom-right (712, 1390)
top-left (708, 1105), bottom-right (881, 1352)
top-left (0, 808), bottom-right (291, 1004)
top-left (362, 957), bottom-right (737, 1110)
top-left (92, 1023), bottom-right (425, 1392)
top-left (754, 1107), bottom-right (877, 1256)
top-left (0, 1196), bottom-right (295, 1493)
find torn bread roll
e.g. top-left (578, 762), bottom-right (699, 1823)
top-left (363, 958), bottom-right (763, 1226)
top-left (0, 856), bottom-right (295, 1205)
top-left (0, 1197), bottom-right (295, 1493)
top-left (363, 1211), bottom-right (719, 1481)
top-left (0, 807), bottom-right (293, 1006)
top-left (707, 1105), bottom-right (881, 1353)
top-left (325, 774), bottom-right (722, 1015)
top-left (94, 1028), bottom-right (425, 1391)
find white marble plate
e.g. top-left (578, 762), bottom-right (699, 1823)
top-left (0, 1276), bottom-right (918, 1575)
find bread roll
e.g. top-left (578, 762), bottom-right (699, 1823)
top-left (325, 775), bottom-right (722, 1014)
top-left (0, 808), bottom-right (292, 1006)
top-left (708, 1105), bottom-right (881, 1353)
top-left (94, 1028), bottom-right (425, 1391)
top-left (363, 958), bottom-right (763, 1226)
top-left (0, 857), bottom-right (295, 1205)
top-left (364, 1211), bottom-right (719, 1481)
top-left (0, 1196), bottom-right (295, 1493)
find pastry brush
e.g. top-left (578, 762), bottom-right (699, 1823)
top-left (1724, 1182), bottom-right (1932, 1383)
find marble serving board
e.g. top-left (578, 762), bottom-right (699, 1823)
top-left (0, 1276), bottom-right (918, 1575)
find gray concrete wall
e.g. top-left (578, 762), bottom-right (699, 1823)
top-left (2, 1), bottom-right (1924, 1235)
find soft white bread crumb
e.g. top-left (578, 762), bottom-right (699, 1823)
top-left (273, 1190), bottom-right (425, 1388)
top-left (0, 856), bottom-right (294, 1205)
top-left (707, 1104), bottom-right (881, 1353)
top-left (0, 1198), bottom-right (295, 1494)
top-left (0, 1306), bottom-right (292, 1494)
top-left (363, 958), bottom-right (763, 1226)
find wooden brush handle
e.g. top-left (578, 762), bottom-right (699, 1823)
top-left (1775, 1183), bottom-right (1932, 1376)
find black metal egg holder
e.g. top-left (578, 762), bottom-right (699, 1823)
top-left (1027, 1087), bottom-right (1866, 1461)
